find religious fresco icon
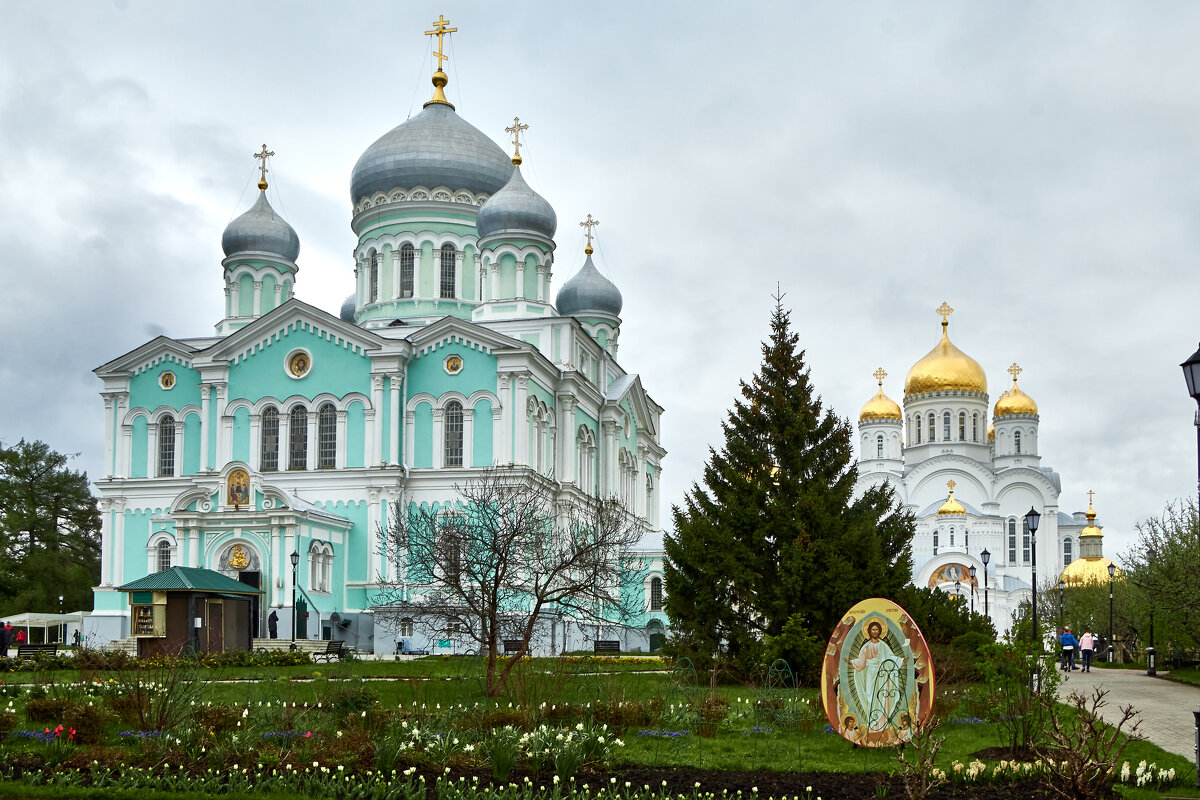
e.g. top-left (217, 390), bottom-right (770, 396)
top-left (227, 469), bottom-right (250, 508)
top-left (927, 562), bottom-right (977, 589)
top-left (820, 597), bottom-right (935, 747)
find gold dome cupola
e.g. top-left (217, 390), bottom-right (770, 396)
top-left (1060, 491), bottom-right (1121, 585)
top-left (904, 302), bottom-right (988, 398)
top-left (937, 480), bottom-right (966, 516)
top-left (860, 367), bottom-right (902, 421)
top-left (994, 363), bottom-right (1038, 418)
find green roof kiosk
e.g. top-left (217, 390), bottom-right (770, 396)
top-left (118, 567), bottom-right (263, 657)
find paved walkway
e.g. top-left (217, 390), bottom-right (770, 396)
top-left (1057, 667), bottom-right (1200, 760)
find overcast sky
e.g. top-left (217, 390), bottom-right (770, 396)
top-left (2, 2), bottom-right (1198, 561)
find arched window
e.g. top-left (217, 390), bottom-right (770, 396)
top-left (400, 244), bottom-right (415, 298)
top-left (444, 401), bottom-right (464, 467)
top-left (915, 416), bottom-right (922, 444)
top-left (964, 529), bottom-right (969, 550)
top-left (927, 413), bottom-right (935, 442)
top-left (439, 244), bottom-right (456, 298)
top-left (1022, 516), bottom-right (1032, 563)
top-left (1064, 537), bottom-right (1073, 567)
top-left (440, 518), bottom-right (463, 583)
top-left (260, 406), bottom-right (279, 471)
top-left (649, 577), bottom-right (663, 611)
top-left (289, 406), bottom-right (308, 470)
top-left (949, 526), bottom-right (955, 547)
top-left (1013, 430), bottom-right (1022, 454)
top-left (577, 426), bottom-right (596, 492)
top-left (368, 253), bottom-right (379, 303)
top-left (932, 528), bottom-right (939, 554)
top-left (317, 403), bottom-right (337, 468)
top-left (972, 412), bottom-right (979, 442)
top-left (943, 411), bottom-right (951, 441)
top-left (1008, 518), bottom-right (1018, 563)
top-left (156, 540), bottom-right (171, 572)
top-left (158, 415), bottom-right (176, 477)
top-left (876, 434), bottom-right (884, 458)
top-left (958, 412), bottom-right (966, 441)
top-left (308, 541), bottom-right (333, 592)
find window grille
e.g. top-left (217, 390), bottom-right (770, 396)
top-left (261, 407), bottom-right (279, 471)
top-left (959, 412), bottom-right (966, 441)
top-left (1008, 519), bottom-right (1017, 563)
top-left (440, 244), bottom-right (456, 298)
top-left (1022, 516), bottom-right (1031, 563)
top-left (927, 413), bottom-right (935, 442)
top-left (158, 415), bottom-right (176, 477)
top-left (289, 407), bottom-right (308, 469)
top-left (368, 254), bottom-right (379, 303)
top-left (972, 413), bottom-right (979, 442)
top-left (876, 434), bottom-right (884, 458)
top-left (318, 403), bottom-right (336, 468)
top-left (1014, 430), bottom-right (1022, 454)
top-left (943, 411), bottom-right (951, 441)
top-left (156, 541), bottom-right (171, 572)
top-left (444, 401), bottom-right (464, 467)
top-left (400, 244), bottom-right (415, 298)
top-left (649, 577), bottom-right (663, 611)
top-left (1064, 538), bottom-right (1073, 567)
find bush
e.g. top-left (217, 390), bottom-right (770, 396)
top-left (25, 698), bottom-right (76, 723)
top-left (193, 704), bottom-right (243, 733)
top-left (62, 703), bottom-right (117, 745)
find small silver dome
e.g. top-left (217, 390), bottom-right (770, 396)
top-left (476, 167), bottom-right (557, 240)
top-left (350, 103), bottom-right (514, 203)
top-left (556, 255), bottom-right (622, 318)
top-left (339, 294), bottom-right (356, 323)
top-left (221, 190), bottom-right (300, 262)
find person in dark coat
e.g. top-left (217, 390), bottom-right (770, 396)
top-left (268, 610), bottom-right (279, 639)
top-left (0, 622), bottom-right (10, 656)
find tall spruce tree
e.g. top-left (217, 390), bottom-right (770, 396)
top-left (664, 295), bottom-right (913, 672)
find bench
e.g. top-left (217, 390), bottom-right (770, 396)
top-left (593, 640), bottom-right (620, 655)
top-left (15, 643), bottom-right (58, 658)
top-left (313, 640), bottom-right (347, 663)
top-left (503, 639), bottom-right (525, 654)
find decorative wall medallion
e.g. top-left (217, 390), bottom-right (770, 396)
top-left (820, 597), bottom-right (935, 748)
top-left (227, 469), bottom-right (250, 508)
top-left (287, 350), bottom-right (312, 378)
top-left (444, 354), bottom-right (464, 375)
top-left (228, 544), bottom-right (250, 570)
top-left (159, 371), bottom-right (176, 390)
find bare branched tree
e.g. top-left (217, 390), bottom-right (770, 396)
top-left (374, 466), bottom-right (647, 696)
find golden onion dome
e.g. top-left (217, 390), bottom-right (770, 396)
top-left (937, 480), bottom-right (966, 516)
top-left (994, 363), bottom-right (1038, 417)
top-left (987, 423), bottom-right (995, 440)
top-left (1059, 557), bottom-right (1122, 587)
top-left (904, 303), bottom-right (987, 397)
top-left (860, 367), bottom-right (902, 421)
top-left (1079, 496), bottom-right (1102, 538)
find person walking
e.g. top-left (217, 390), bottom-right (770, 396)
top-left (268, 610), bottom-right (279, 639)
top-left (1060, 626), bottom-right (1080, 671)
top-left (1079, 630), bottom-right (1095, 673)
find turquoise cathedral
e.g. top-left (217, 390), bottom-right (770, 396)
top-left (88, 20), bottom-right (668, 655)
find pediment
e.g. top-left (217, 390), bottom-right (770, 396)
top-left (605, 373), bottom-right (656, 436)
top-left (95, 336), bottom-right (200, 378)
top-left (205, 299), bottom-right (385, 366)
top-left (408, 315), bottom-right (523, 358)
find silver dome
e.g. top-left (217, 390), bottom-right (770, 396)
top-left (350, 103), bottom-right (514, 203)
top-left (476, 166), bottom-right (557, 240)
top-left (555, 255), bottom-right (622, 318)
top-left (221, 191), bottom-right (301, 262)
top-left (339, 294), bottom-right (356, 323)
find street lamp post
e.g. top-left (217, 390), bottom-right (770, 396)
top-left (290, 550), bottom-right (300, 651)
top-left (1026, 508), bottom-right (1041, 648)
top-left (969, 565), bottom-right (977, 615)
top-left (1180, 343), bottom-right (1200, 534)
top-left (981, 548), bottom-right (991, 620)
top-left (1108, 561), bottom-right (1116, 663)
top-left (955, 579), bottom-right (961, 602)
top-left (58, 595), bottom-right (64, 645)
top-left (1057, 580), bottom-right (1065, 629)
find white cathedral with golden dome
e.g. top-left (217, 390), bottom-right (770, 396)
top-left (854, 302), bottom-right (1115, 634)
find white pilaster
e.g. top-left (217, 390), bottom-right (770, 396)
top-left (252, 280), bottom-right (263, 316)
top-left (370, 375), bottom-right (384, 466)
top-left (199, 385), bottom-right (211, 471)
top-left (463, 406), bottom-right (475, 468)
top-left (215, 384), bottom-right (230, 467)
top-left (103, 396), bottom-right (116, 478)
top-left (432, 408), bottom-right (445, 467)
top-left (515, 376), bottom-right (529, 465)
top-left (516, 260), bottom-right (526, 300)
top-left (336, 410), bottom-right (347, 469)
top-left (389, 375), bottom-right (401, 466)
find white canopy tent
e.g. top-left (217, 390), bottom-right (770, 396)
top-left (1, 611), bottom-right (84, 649)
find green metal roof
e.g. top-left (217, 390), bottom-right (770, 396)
top-left (117, 567), bottom-right (262, 594)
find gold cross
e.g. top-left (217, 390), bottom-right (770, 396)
top-left (505, 116), bottom-right (529, 164)
top-left (935, 301), bottom-right (954, 326)
top-left (426, 15), bottom-right (457, 72)
top-left (580, 214), bottom-right (599, 254)
top-left (1087, 489), bottom-right (1095, 506)
top-left (253, 144), bottom-right (274, 188)
top-left (1007, 363), bottom-right (1023, 383)
top-left (946, 479), bottom-right (956, 493)
top-left (873, 367), bottom-right (887, 387)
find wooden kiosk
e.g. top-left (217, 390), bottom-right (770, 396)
top-left (118, 567), bottom-right (262, 657)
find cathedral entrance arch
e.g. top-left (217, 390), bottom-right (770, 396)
top-left (216, 542), bottom-right (264, 638)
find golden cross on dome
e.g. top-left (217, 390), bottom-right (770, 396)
top-left (1087, 489), bottom-right (1095, 506)
top-left (935, 301), bottom-right (954, 326)
top-left (580, 214), bottom-right (599, 254)
top-left (873, 367), bottom-right (887, 387)
top-left (946, 479), bottom-right (956, 494)
top-left (253, 144), bottom-right (274, 188)
top-left (1007, 363), bottom-right (1023, 383)
top-left (505, 116), bottom-right (528, 165)
top-left (425, 15), bottom-right (457, 72)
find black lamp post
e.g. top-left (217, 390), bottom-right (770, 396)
top-left (1180, 343), bottom-right (1200, 533)
top-left (1026, 508), bottom-right (1041, 648)
top-left (1057, 580), bottom-right (1065, 628)
top-left (290, 550), bottom-right (300, 651)
top-left (969, 565), bottom-right (977, 615)
top-left (58, 595), bottom-right (64, 645)
top-left (955, 579), bottom-right (961, 602)
top-left (981, 548), bottom-right (991, 620)
top-left (1108, 561), bottom-right (1116, 663)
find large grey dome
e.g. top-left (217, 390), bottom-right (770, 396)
top-left (476, 167), bottom-right (557, 239)
top-left (339, 294), bottom-right (356, 323)
top-left (221, 191), bottom-right (300, 262)
top-left (350, 103), bottom-right (514, 203)
top-left (556, 255), bottom-right (622, 318)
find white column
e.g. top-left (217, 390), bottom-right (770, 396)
top-left (336, 410), bottom-right (347, 469)
top-left (274, 282), bottom-right (282, 306)
top-left (432, 408), bottom-right (445, 467)
top-left (635, 445), bottom-right (649, 518)
top-left (103, 396), bottom-right (116, 478)
top-left (271, 526), bottom-right (282, 606)
top-left (199, 385), bottom-right (211, 471)
top-left (536, 265), bottom-right (547, 302)
top-left (491, 407), bottom-right (503, 467)
top-left (516, 259), bottom-right (526, 300)
top-left (112, 498), bottom-right (127, 586)
top-left (463, 407), bottom-right (475, 468)
top-left (173, 422), bottom-right (183, 477)
top-left (389, 375), bottom-right (401, 466)
top-left (367, 488), bottom-right (382, 584)
top-left (558, 397), bottom-right (576, 483)
top-left (602, 420), bottom-right (619, 496)
top-left (116, 394), bottom-right (129, 476)
top-left (491, 264), bottom-right (500, 301)
top-left (514, 376), bottom-right (529, 465)
top-left (370, 375), bottom-right (384, 466)
top-left (307, 408), bottom-right (318, 469)
top-left (147, 422), bottom-right (159, 477)
top-left (479, 266), bottom-right (489, 302)
top-left (98, 499), bottom-right (113, 585)
top-left (252, 280), bottom-right (263, 316)
top-left (224, 285), bottom-right (232, 319)
top-left (248, 412), bottom-right (261, 469)
top-left (391, 250), bottom-right (402, 299)
top-left (278, 411), bottom-right (291, 469)
top-left (497, 375), bottom-right (511, 461)
top-left (230, 281), bottom-right (240, 316)
top-left (215, 384), bottom-right (230, 466)
top-left (405, 411), bottom-right (416, 465)
top-left (455, 251), bottom-right (464, 299)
